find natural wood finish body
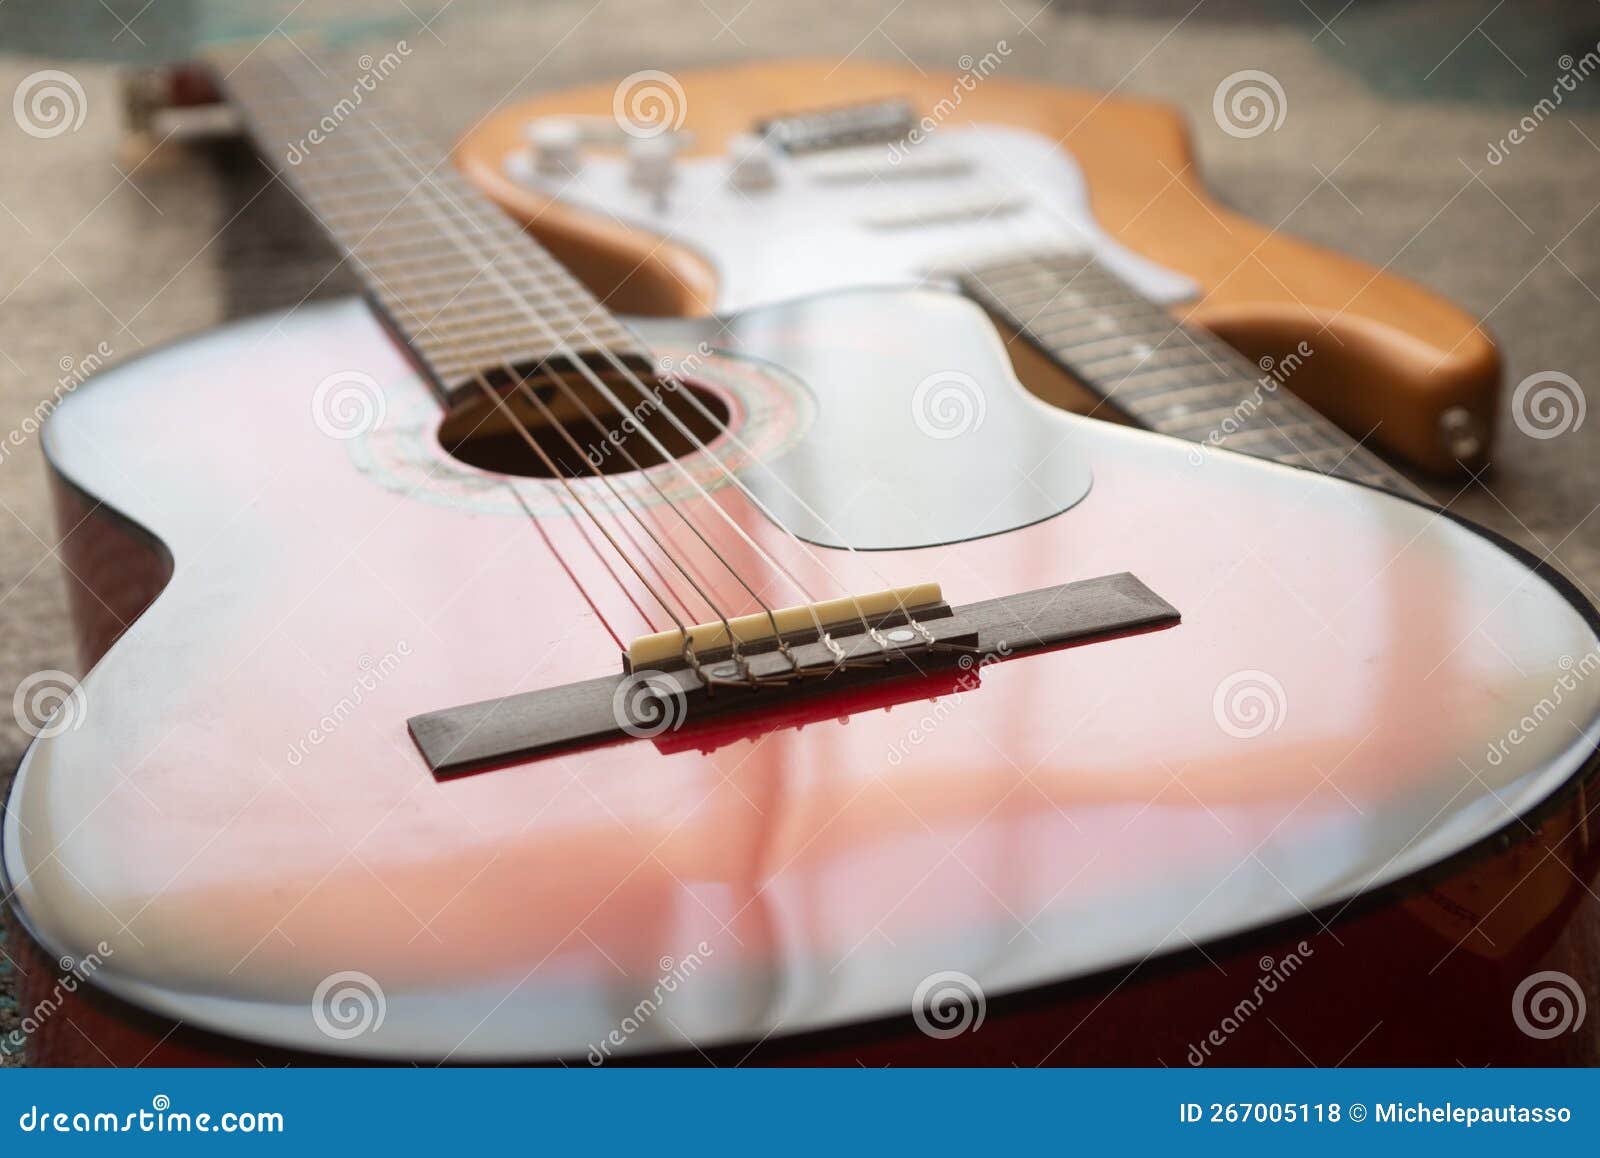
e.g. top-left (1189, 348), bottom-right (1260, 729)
top-left (456, 60), bottom-right (1501, 475)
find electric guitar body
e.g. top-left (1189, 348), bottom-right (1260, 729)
top-left (5, 55), bottom-right (1598, 1066)
top-left (457, 59), bottom-right (1500, 476)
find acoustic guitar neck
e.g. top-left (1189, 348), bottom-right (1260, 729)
top-left (221, 52), bottom-right (641, 400)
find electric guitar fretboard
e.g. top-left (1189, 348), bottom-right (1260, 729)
top-left (957, 250), bottom-right (1423, 498)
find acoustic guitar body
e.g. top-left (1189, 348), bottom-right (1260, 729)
top-left (457, 60), bottom-right (1501, 476)
top-left (5, 287), bottom-right (1597, 1065)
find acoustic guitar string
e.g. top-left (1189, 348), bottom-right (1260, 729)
top-left (267, 52), bottom-right (971, 668)
top-left (508, 375), bottom-right (798, 681)
top-left (515, 361), bottom-right (802, 677)
top-left (265, 52), bottom-right (949, 662)
top-left (254, 53), bottom-right (927, 676)
top-left (321, 173), bottom-right (758, 675)
top-left (304, 94), bottom-right (825, 678)
top-left (372, 291), bottom-right (719, 642)
top-left (360, 229), bottom-right (741, 656)
top-left (229, 57), bottom-right (717, 673)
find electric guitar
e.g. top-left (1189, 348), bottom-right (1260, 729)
top-left (456, 59), bottom-right (1500, 481)
top-left (5, 51), bottom-right (1598, 1066)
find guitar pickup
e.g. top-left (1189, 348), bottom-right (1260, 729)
top-left (408, 572), bottom-right (1179, 778)
top-left (858, 191), bottom-right (1029, 230)
top-left (755, 99), bottom-right (917, 154)
top-left (802, 148), bottom-right (976, 184)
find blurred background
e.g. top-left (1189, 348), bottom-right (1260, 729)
top-left (3, 0), bottom-right (1600, 1057)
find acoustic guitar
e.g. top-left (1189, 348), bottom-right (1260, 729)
top-left (456, 60), bottom-right (1500, 480)
top-left (4, 51), bottom-right (1597, 1066)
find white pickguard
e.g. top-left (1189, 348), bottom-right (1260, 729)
top-left (503, 124), bottom-right (1199, 314)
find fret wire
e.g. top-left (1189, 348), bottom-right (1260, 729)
top-left (988, 280), bottom-right (1146, 316)
top-left (417, 314), bottom-right (618, 348)
top-left (968, 259), bottom-right (1095, 289)
top-left (1027, 311), bottom-right (1172, 345)
top-left (1158, 405), bottom-right (1286, 435)
top-left (1048, 299), bottom-right (1188, 334)
top-left (1224, 422), bottom-right (1324, 445)
top-left (231, 67), bottom-right (645, 386)
top-left (308, 191), bottom-right (430, 216)
top-left (1097, 363), bottom-right (1239, 392)
top-left (1119, 382), bottom-right (1257, 413)
top-left (1071, 344), bottom-right (1233, 374)
top-left (244, 83), bottom-right (656, 388)
top-left (959, 254), bottom-right (1420, 496)
top-left (421, 323), bottom-right (636, 367)
top-left (412, 305), bottom-right (623, 340)
top-left (1026, 321), bottom-right (1126, 350)
top-left (413, 295), bottom-right (629, 325)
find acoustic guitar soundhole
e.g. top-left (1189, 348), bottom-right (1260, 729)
top-left (437, 361), bottom-right (731, 479)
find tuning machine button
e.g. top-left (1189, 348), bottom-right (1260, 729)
top-left (725, 133), bottom-right (777, 192)
top-left (525, 118), bottom-right (583, 177)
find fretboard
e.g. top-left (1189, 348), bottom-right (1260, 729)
top-left (220, 52), bottom-right (640, 397)
top-left (957, 250), bottom-right (1422, 498)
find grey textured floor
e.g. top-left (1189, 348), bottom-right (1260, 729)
top-left (2, 0), bottom-right (1599, 1060)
